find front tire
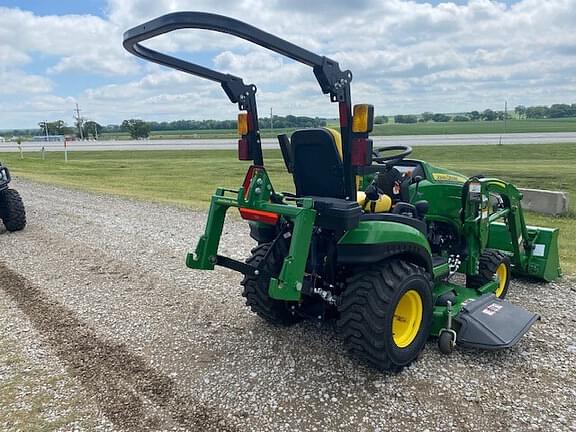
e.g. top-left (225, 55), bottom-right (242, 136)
top-left (0, 188), bottom-right (26, 232)
top-left (337, 260), bottom-right (433, 372)
top-left (466, 249), bottom-right (511, 299)
top-left (241, 241), bottom-right (301, 326)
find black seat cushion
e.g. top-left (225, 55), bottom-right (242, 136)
top-left (291, 128), bottom-right (345, 198)
top-left (360, 213), bottom-right (427, 235)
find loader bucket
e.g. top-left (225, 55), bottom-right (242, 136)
top-left (487, 222), bottom-right (561, 282)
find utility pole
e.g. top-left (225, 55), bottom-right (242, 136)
top-left (74, 103), bottom-right (84, 140)
top-left (94, 122), bottom-right (99, 140)
top-left (44, 120), bottom-right (49, 140)
top-left (504, 100), bottom-right (508, 134)
top-left (270, 107), bottom-right (273, 131)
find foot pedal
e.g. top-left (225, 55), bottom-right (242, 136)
top-left (455, 294), bottom-right (540, 350)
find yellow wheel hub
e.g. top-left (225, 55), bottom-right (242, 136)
top-left (392, 290), bottom-right (423, 348)
top-left (495, 263), bottom-right (508, 297)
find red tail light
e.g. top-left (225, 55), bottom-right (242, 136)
top-left (239, 208), bottom-right (279, 225)
top-left (238, 138), bottom-right (250, 160)
top-left (339, 102), bottom-right (349, 127)
top-left (351, 137), bottom-right (373, 166)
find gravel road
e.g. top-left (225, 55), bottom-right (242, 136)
top-left (1, 180), bottom-right (575, 431)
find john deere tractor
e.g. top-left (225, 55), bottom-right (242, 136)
top-left (124, 13), bottom-right (561, 372)
top-left (0, 162), bottom-right (26, 232)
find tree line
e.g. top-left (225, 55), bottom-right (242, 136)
top-left (4, 115), bottom-right (327, 139)
top-left (392, 103), bottom-right (576, 124)
top-left (117, 115), bottom-right (327, 138)
top-left (514, 103), bottom-right (576, 119)
top-left (3, 103), bottom-right (574, 138)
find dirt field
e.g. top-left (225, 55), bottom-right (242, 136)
top-left (1, 180), bottom-right (575, 431)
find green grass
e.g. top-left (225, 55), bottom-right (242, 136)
top-left (95, 118), bottom-right (576, 140)
top-left (371, 118), bottom-right (576, 136)
top-left (1, 143), bottom-right (574, 273)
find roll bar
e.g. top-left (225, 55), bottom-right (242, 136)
top-left (123, 12), bottom-right (356, 198)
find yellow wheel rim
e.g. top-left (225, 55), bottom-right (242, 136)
top-left (392, 290), bottom-right (423, 348)
top-left (495, 263), bottom-right (508, 298)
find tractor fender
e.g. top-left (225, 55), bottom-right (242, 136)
top-left (337, 221), bottom-right (432, 273)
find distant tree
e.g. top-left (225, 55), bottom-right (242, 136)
top-left (38, 120), bottom-right (74, 135)
top-left (83, 121), bottom-right (103, 139)
top-left (421, 112), bottom-right (434, 122)
top-left (394, 114), bottom-right (418, 124)
top-left (481, 109), bottom-right (498, 121)
top-left (514, 105), bottom-right (527, 119)
top-left (468, 110), bottom-right (481, 121)
top-left (453, 115), bottom-right (470, 122)
top-left (121, 119), bottom-right (150, 139)
top-left (374, 115), bottom-right (389, 124)
top-left (432, 113), bottom-right (451, 122)
top-left (549, 104), bottom-right (572, 118)
top-left (525, 106), bottom-right (550, 119)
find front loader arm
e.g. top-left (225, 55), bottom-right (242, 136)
top-left (463, 178), bottom-right (532, 275)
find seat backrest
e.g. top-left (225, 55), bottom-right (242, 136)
top-left (290, 128), bottom-right (346, 198)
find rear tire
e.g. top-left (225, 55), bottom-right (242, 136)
top-left (466, 249), bottom-right (511, 299)
top-left (0, 188), bottom-right (26, 232)
top-left (337, 260), bottom-right (433, 372)
top-left (241, 241), bottom-right (301, 326)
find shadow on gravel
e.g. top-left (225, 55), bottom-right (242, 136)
top-left (0, 263), bottom-right (238, 432)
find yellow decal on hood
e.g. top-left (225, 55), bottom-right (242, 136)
top-left (432, 173), bottom-right (468, 183)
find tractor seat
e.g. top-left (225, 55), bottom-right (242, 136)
top-left (289, 128), bottom-right (346, 198)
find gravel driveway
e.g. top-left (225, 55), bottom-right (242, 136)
top-left (1, 180), bottom-right (575, 431)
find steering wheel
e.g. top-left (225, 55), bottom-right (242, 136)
top-left (372, 145), bottom-right (413, 165)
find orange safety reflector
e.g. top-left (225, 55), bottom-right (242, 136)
top-left (238, 112), bottom-right (249, 135)
top-left (239, 208), bottom-right (279, 225)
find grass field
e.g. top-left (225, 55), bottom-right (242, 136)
top-left (94, 118), bottom-right (576, 140)
top-left (371, 117), bottom-right (576, 136)
top-left (1, 143), bottom-right (574, 273)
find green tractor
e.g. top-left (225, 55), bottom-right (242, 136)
top-left (0, 162), bottom-right (26, 232)
top-left (124, 13), bottom-right (561, 372)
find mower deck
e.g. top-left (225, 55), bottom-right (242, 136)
top-left (455, 294), bottom-right (540, 349)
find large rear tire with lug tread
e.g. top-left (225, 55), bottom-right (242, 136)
top-left (241, 241), bottom-right (301, 326)
top-left (0, 188), bottom-right (26, 232)
top-left (466, 249), bottom-right (511, 299)
top-left (337, 260), bottom-right (433, 372)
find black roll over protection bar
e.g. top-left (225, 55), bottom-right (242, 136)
top-left (123, 12), bottom-right (356, 199)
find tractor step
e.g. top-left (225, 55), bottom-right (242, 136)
top-left (454, 294), bottom-right (539, 350)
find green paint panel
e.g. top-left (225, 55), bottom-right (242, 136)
top-left (338, 220), bottom-right (431, 253)
top-left (430, 279), bottom-right (498, 336)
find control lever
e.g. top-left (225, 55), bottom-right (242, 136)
top-left (364, 172), bottom-right (382, 201)
top-left (411, 175), bottom-right (423, 203)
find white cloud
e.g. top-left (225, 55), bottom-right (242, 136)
top-left (1, 0), bottom-right (576, 128)
top-left (0, 7), bottom-right (139, 76)
top-left (0, 70), bottom-right (53, 95)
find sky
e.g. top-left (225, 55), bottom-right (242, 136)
top-left (0, 0), bottom-right (575, 129)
